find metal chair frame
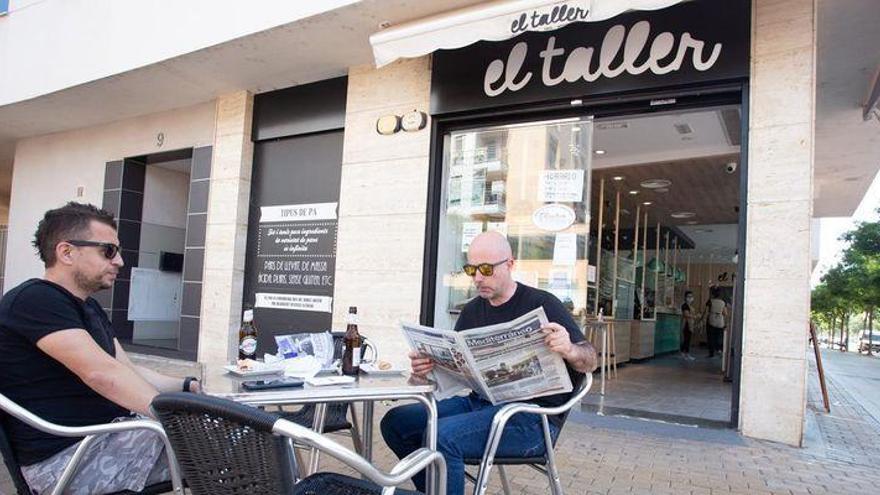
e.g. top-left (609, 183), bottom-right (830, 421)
top-left (0, 392), bottom-right (184, 495)
top-left (465, 374), bottom-right (593, 495)
top-left (153, 392), bottom-right (445, 495)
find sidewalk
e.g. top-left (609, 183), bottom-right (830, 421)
top-left (3, 355), bottom-right (879, 495)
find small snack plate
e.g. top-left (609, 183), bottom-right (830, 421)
top-left (222, 364), bottom-right (285, 378)
top-left (360, 363), bottom-right (404, 376)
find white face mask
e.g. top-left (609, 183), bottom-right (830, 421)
top-left (686, 296), bottom-right (694, 303)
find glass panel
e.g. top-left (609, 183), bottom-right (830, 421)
top-left (434, 118), bottom-right (593, 329)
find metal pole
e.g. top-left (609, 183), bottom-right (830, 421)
top-left (654, 222), bottom-right (660, 319)
top-left (611, 190), bottom-right (620, 318)
top-left (642, 210), bottom-right (648, 318)
top-left (632, 204), bottom-right (641, 290)
top-left (594, 178), bottom-right (605, 315)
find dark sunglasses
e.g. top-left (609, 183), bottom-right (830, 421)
top-left (66, 240), bottom-right (120, 260)
top-left (462, 259), bottom-right (509, 277)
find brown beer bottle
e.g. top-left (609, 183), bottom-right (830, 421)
top-left (342, 306), bottom-right (362, 376)
top-left (238, 309), bottom-right (258, 360)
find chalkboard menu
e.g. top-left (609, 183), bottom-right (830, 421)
top-left (243, 131), bottom-right (343, 353)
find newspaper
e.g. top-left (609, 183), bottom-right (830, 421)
top-left (274, 331), bottom-right (335, 368)
top-left (400, 307), bottom-right (573, 404)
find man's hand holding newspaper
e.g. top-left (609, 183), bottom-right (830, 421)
top-left (401, 307), bottom-right (573, 405)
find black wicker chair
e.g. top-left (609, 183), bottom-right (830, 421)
top-left (0, 392), bottom-right (182, 495)
top-left (151, 392), bottom-right (445, 495)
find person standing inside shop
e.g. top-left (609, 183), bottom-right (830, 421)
top-left (705, 286), bottom-right (728, 358)
top-left (680, 290), bottom-right (697, 361)
top-left (380, 231), bottom-right (597, 495)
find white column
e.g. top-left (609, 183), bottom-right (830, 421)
top-left (740, 0), bottom-right (816, 446)
top-left (198, 91), bottom-right (254, 364)
top-left (332, 58), bottom-right (433, 368)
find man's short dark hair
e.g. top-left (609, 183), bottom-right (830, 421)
top-left (33, 202), bottom-right (117, 267)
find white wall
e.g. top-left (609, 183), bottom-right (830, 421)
top-left (134, 164), bottom-right (190, 341)
top-left (0, 0), bottom-right (358, 106)
top-left (4, 101), bottom-right (215, 290)
top-left (142, 164), bottom-right (190, 229)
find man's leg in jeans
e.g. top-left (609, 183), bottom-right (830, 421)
top-left (380, 395), bottom-right (473, 490)
top-left (434, 396), bottom-right (557, 495)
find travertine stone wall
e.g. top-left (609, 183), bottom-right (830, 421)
top-left (334, 58), bottom-right (433, 367)
top-left (740, 0), bottom-right (816, 446)
top-left (198, 91), bottom-right (254, 364)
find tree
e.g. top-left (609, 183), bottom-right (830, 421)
top-left (840, 216), bottom-right (880, 355)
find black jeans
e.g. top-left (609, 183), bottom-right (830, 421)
top-left (707, 325), bottom-right (724, 356)
top-left (680, 328), bottom-right (692, 353)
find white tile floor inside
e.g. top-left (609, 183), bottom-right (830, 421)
top-left (580, 352), bottom-right (733, 425)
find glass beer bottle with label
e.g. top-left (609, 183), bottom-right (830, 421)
top-left (238, 309), bottom-right (258, 360)
top-left (342, 306), bottom-right (361, 376)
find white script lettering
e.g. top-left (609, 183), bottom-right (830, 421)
top-left (484, 20), bottom-right (723, 97)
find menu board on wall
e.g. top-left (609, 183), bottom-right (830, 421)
top-left (253, 202), bottom-right (338, 313)
top-left (243, 130), bottom-right (344, 353)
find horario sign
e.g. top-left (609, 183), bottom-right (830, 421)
top-left (431, 0), bottom-right (749, 114)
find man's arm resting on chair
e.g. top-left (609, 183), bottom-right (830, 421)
top-left (114, 339), bottom-right (201, 393)
top-left (36, 329), bottom-right (160, 416)
top-left (542, 323), bottom-right (598, 374)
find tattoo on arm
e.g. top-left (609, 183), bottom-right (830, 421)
top-left (567, 341), bottom-right (598, 374)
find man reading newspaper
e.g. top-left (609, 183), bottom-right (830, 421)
top-left (381, 232), bottom-right (598, 495)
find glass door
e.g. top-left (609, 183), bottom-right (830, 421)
top-left (434, 117), bottom-right (594, 329)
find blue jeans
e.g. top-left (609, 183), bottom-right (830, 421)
top-left (380, 394), bottom-right (558, 495)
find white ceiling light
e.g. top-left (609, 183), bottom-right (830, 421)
top-left (612, 176), bottom-right (624, 181)
top-left (640, 178), bottom-right (672, 189)
top-left (671, 211), bottom-right (696, 219)
top-left (643, 201), bottom-right (653, 206)
top-left (594, 149), bottom-right (606, 155)
top-left (628, 190), bottom-right (639, 195)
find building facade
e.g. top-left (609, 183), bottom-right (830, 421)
top-left (2, 0), bottom-right (879, 447)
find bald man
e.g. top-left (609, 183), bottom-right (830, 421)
top-left (381, 232), bottom-right (597, 495)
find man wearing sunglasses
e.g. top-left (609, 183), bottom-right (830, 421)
top-left (382, 231), bottom-right (597, 495)
top-left (0, 202), bottom-right (199, 494)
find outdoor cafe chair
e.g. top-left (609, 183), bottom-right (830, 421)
top-left (0, 391), bottom-right (184, 495)
top-left (464, 373), bottom-right (593, 495)
top-left (152, 391), bottom-right (446, 495)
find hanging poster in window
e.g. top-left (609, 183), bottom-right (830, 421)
top-left (538, 170), bottom-right (585, 202)
top-left (552, 232), bottom-right (577, 266)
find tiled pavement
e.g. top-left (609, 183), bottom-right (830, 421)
top-left (3, 353), bottom-right (879, 495)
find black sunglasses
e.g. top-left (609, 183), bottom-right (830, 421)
top-left (66, 240), bottom-right (120, 260)
top-left (462, 259), bottom-right (509, 277)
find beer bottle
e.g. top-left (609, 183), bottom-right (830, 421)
top-left (342, 306), bottom-right (362, 376)
top-left (238, 309), bottom-right (258, 360)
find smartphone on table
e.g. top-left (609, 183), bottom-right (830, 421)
top-left (241, 377), bottom-right (304, 391)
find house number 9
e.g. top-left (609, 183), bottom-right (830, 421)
top-left (156, 132), bottom-right (165, 148)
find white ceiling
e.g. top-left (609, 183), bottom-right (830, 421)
top-left (814, 0), bottom-right (880, 217)
top-left (151, 158), bottom-right (192, 174)
top-left (592, 107), bottom-right (740, 169)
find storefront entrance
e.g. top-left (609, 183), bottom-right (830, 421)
top-left (423, 0), bottom-right (749, 427)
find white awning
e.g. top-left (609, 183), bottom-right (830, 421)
top-left (370, 0), bottom-right (689, 67)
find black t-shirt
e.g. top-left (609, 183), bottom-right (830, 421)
top-left (0, 279), bottom-right (129, 465)
top-left (454, 283), bottom-right (586, 428)
top-left (681, 303), bottom-right (692, 332)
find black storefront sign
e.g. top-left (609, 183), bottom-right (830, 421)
top-left (244, 77), bottom-right (347, 353)
top-left (431, 0), bottom-right (750, 115)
